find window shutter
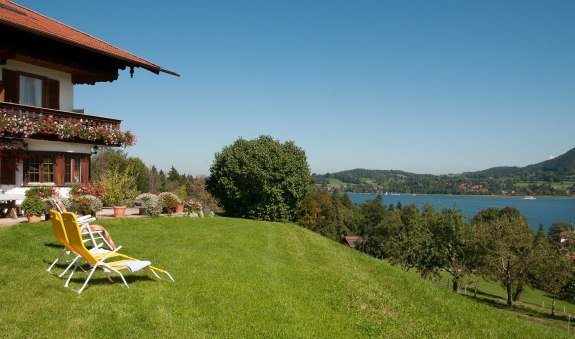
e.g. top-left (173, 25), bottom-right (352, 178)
top-left (0, 152), bottom-right (16, 185)
top-left (54, 153), bottom-right (65, 186)
top-left (2, 69), bottom-right (19, 103)
top-left (45, 78), bottom-right (60, 109)
top-left (80, 155), bottom-right (90, 184)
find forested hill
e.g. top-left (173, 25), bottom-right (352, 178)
top-left (467, 147), bottom-right (575, 178)
top-left (315, 147), bottom-right (575, 196)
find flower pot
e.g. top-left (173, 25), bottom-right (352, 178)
top-left (113, 206), bottom-right (127, 218)
top-left (175, 204), bottom-right (185, 214)
top-left (27, 215), bottom-right (42, 223)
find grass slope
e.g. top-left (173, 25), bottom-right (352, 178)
top-left (0, 217), bottom-right (565, 337)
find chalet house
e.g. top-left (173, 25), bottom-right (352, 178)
top-left (559, 231), bottom-right (573, 244)
top-left (0, 1), bottom-right (177, 192)
top-left (343, 235), bottom-right (363, 248)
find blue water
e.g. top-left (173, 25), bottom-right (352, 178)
top-left (348, 194), bottom-right (575, 230)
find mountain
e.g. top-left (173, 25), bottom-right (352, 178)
top-left (468, 147), bottom-right (575, 178)
top-left (316, 147), bottom-right (575, 196)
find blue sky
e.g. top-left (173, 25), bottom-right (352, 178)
top-left (18, 0), bottom-right (575, 175)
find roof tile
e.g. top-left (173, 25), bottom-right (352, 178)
top-left (0, 0), bottom-right (162, 73)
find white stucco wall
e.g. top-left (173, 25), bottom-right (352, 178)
top-left (0, 140), bottom-right (92, 191)
top-left (26, 139), bottom-right (93, 154)
top-left (0, 59), bottom-right (74, 111)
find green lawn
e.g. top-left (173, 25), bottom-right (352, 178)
top-left (327, 178), bottom-right (345, 187)
top-left (0, 217), bottom-right (567, 337)
top-left (444, 274), bottom-right (575, 331)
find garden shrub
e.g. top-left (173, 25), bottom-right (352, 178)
top-left (206, 135), bottom-right (312, 222)
top-left (136, 193), bottom-right (162, 216)
top-left (64, 195), bottom-right (103, 216)
top-left (159, 192), bottom-right (180, 215)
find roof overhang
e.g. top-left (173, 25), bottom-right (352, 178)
top-left (0, 1), bottom-right (179, 82)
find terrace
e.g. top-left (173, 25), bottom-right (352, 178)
top-left (0, 101), bottom-right (120, 131)
top-left (0, 101), bottom-right (134, 147)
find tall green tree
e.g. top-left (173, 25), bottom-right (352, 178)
top-left (128, 157), bottom-right (149, 193)
top-left (206, 135), bottom-right (312, 222)
top-left (528, 227), bottom-right (573, 315)
top-left (361, 207), bottom-right (404, 260)
top-left (148, 165), bottom-right (160, 193)
top-left (158, 170), bottom-right (168, 192)
top-left (358, 195), bottom-right (387, 234)
top-left (472, 207), bottom-right (534, 306)
top-left (167, 166), bottom-right (181, 183)
top-left (415, 208), bottom-right (476, 292)
top-left (297, 190), bottom-right (342, 240)
top-left (90, 148), bottom-right (129, 182)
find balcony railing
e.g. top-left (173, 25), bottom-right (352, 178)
top-left (0, 101), bottom-right (122, 131)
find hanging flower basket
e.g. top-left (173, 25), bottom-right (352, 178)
top-left (0, 111), bottom-right (136, 147)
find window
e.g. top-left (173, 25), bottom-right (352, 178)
top-left (1, 69), bottom-right (59, 109)
top-left (25, 151), bottom-right (89, 186)
top-left (19, 75), bottom-right (43, 107)
top-left (28, 154), bottom-right (41, 183)
top-left (27, 153), bottom-right (54, 183)
top-left (43, 156), bottom-right (54, 183)
top-left (65, 155), bottom-right (82, 184)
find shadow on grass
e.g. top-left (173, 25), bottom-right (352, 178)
top-left (51, 271), bottom-right (164, 291)
top-left (44, 242), bottom-right (64, 249)
top-left (462, 294), bottom-right (570, 323)
top-left (66, 274), bottom-right (156, 285)
top-left (474, 289), bottom-right (504, 301)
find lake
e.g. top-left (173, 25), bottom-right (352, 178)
top-left (347, 194), bottom-right (575, 230)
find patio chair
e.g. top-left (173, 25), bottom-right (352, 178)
top-left (60, 211), bottom-right (174, 294)
top-left (47, 210), bottom-right (109, 278)
top-left (50, 197), bottom-right (115, 250)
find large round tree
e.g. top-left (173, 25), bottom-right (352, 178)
top-left (206, 135), bottom-right (312, 222)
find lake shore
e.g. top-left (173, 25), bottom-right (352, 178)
top-left (346, 192), bottom-right (575, 199)
top-left (348, 193), bottom-right (575, 229)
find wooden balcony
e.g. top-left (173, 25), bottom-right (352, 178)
top-left (0, 101), bottom-right (122, 131)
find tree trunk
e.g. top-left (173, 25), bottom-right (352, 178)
top-left (452, 278), bottom-right (459, 292)
top-left (513, 281), bottom-right (524, 302)
top-left (506, 258), bottom-right (512, 306)
top-left (552, 299), bottom-right (556, 316)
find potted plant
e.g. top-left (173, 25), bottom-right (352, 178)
top-left (159, 192), bottom-right (180, 216)
top-left (22, 186), bottom-right (55, 222)
top-left (175, 186), bottom-right (187, 214)
top-left (99, 165), bottom-right (138, 217)
top-left (21, 195), bottom-right (45, 223)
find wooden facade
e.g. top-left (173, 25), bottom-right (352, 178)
top-left (0, 0), bottom-right (176, 190)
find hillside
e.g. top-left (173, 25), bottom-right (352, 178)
top-left (316, 146), bottom-right (575, 195)
top-left (468, 147), bottom-right (575, 177)
top-left (0, 217), bottom-right (565, 337)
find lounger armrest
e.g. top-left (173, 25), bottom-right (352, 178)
top-left (79, 217), bottom-right (97, 224)
top-left (96, 246), bottom-right (123, 263)
top-left (77, 215), bottom-right (93, 222)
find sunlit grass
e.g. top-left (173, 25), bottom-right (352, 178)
top-left (0, 217), bottom-right (566, 337)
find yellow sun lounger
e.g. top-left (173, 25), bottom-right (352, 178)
top-left (47, 210), bottom-right (109, 278)
top-left (54, 211), bottom-right (174, 294)
top-left (50, 197), bottom-right (114, 250)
